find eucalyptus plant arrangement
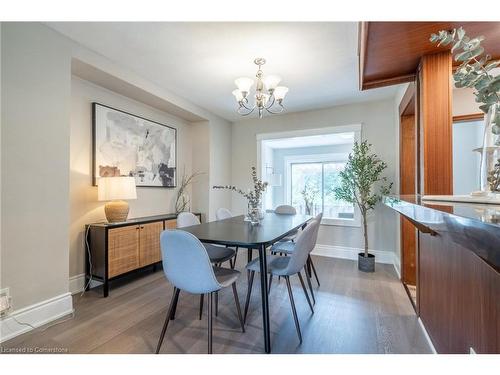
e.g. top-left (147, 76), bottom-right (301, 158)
top-left (431, 27), bottom-right (500, 193)
top-left (175, 168), bottom-right (204, 214)
top-left (430, 27), bottom-right (499, 122)
top-left (213, 167), bottom-right (268, 221)
top-left (333, 141), bottom-right (392, 259)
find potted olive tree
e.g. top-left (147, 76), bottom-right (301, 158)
top-left (333, 141), bottom-right (392, 272)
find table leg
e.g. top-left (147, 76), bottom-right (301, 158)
top-left (258, 243), bottom-right (271, 353)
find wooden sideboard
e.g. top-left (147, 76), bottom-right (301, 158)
top-left (86, 213), bottom-right (201, 297)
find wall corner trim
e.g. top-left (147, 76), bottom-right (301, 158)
top-left (0, 293), bottom-right (74, 343)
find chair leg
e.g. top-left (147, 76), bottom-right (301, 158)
top-left (309, 255), bottom-right (320, 286)
top-left (215, 291), bottom-right (219, 317)
top-left (285, 276), bottom-right (302, 344)
top-left (169, 288), bottom-right (181, 320)
top-left (232, 283), bottom-right (245, 333)
top-left (208, 292), bottom-right (213, 354)
top-left (306, 257), bottom-right (312, 278)
top-left (304, 266), bottom-right (316, 305)
top-left (243, 270), bottom-right (255, 323)
top-left (298, 271), bottom-right (314, 314)
top-left (199, 294), bottom-right (204, 320)
top-left (268, 274), bottom-right (273, 294)
top-left (155, 287), bottom-right (180, 354)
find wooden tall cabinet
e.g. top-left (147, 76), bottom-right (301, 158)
top-left (86, 213), bottom-right (201, 297)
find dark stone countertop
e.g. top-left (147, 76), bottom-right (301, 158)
top-left (383, 195), bottom-right (500, 272)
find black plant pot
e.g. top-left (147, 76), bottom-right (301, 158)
top-left (358, 253), bottom-right (375, 272)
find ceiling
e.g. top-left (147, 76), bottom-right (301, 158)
top-left (263, 132), bottom-right (353, 149)
top-left (48, 22), bottom-right (400, 122)
top-left (360, 22), bottom-right (500, 90)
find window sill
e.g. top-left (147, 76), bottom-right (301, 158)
top-left (321, 218), bottom-right (361, 228)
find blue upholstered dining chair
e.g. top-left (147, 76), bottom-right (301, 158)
top-left (215, 208), bottom-right (242, 269)
top-left (274, 204), bottom-right (297, 215)
top-left (215, 207), bottom-right (233, 220)
top-left (274, 204), bottom-right (299, 242)
top-left (176, 212), bottom-right (236, 320)
top-left (243, 219), bottom-right (319, 344)
top-left (216, 207), bottom-right (258, 276)
top-left (177, 212), bottom-right (236, 267)
top-left (271, 212), bottom-right (323, 303)
top-left (156, 230), bottom-right (245, 354)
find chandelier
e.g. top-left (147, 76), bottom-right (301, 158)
top-left (232, 58), bottom-right (289, 119)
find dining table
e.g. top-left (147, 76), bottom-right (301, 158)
top-left (180, 212), bottom-right (312, 353)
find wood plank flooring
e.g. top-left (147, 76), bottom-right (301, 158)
top-left (1, 256), bottom-right (431, 354)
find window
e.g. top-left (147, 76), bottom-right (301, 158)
top-left (257, 124), bottom-right (362, 227)
top-left (285, 153), bottom-right (360, 227)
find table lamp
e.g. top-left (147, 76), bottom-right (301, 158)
top-left (98, 176), bottom-right (137, 222)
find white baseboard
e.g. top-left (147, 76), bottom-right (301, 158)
top-left (393, 256), bottom-right (401, 279)
top-left (0, 293), bottom-right (74, 343)
top-left (312, 244), bottom-right (395, 264)
top-left (418, 317), bottom-right (437, 354)
top-left (69, 274), bottom-right (102, 295)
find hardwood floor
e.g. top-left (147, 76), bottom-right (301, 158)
top-left (1, 256), bottom-right (431, 354)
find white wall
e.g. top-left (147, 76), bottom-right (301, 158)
top-left (70, 77), bottom-right (195, 278)
top-left (452, 120), bottom-right (483, 194)
top-left (1, 23), bottom-right (72, 309)
top-left (391, 83), bottom-right (409, 275)
top-left (231, 99), bottom-right (399, 256)
top-left (190, 121), bottom-right (211, 222)
top-left (0, 23), bottom-right (3, 294)
top-left (453, 87), bottom-right (482, 116)
top-left (208, 119), bottom-right (232, 221)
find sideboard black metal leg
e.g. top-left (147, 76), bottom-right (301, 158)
top-left (103, 281), bottom-right (109, 298)
top-left (84, 275), bottom-right (90, 292)
top-left (258, 243), bottom-right (271, 353)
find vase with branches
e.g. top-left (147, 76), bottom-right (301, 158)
top-left (333, 141), bottom-right (392, 272)
top-left (430, 27), bottom-right (500, 194)
top-left (213, 167), bottom-right (268, 224)
top-left (175, 168), bottom-right (204, 214)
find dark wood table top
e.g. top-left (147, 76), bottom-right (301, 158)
top-left (179, 213), bottom-right (312, 247)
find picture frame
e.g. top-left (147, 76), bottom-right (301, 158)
top-left (92, 102), bottom-right (177, 188)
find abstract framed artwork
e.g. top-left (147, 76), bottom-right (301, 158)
top-left (92, 103), bottom-right (177, 187)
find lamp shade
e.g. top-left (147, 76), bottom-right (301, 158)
top-left (98, 177), bottom-right (137, 201)
top-left (235, 77), bottom-right (254, 93)
top-left (263, 75), bottom-right (281, 91)
top-left (232, 89), bottom-right (244, 102)
top-left (273, 86), bottom-right (289, 100)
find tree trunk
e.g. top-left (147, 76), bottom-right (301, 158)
top-left (362, 211), bottom-right (369, 257)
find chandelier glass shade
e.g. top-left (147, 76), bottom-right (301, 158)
top-left (232, 58), bottom-right (289, 118)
